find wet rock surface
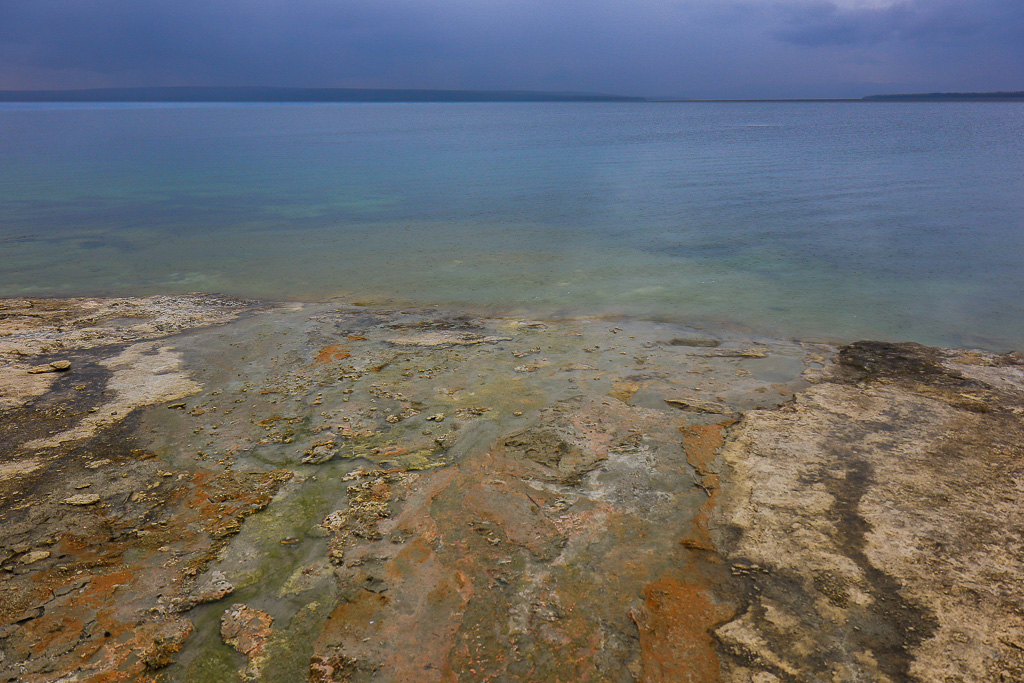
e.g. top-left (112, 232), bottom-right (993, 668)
top-left (221, 603), bottom-right (274, 679)
top-left (0, 295), bottom-right (289, 682)
top-left (1, 297), bottom-right (1022, 681)
top-left (712, 341), bottom-right (1024, 682)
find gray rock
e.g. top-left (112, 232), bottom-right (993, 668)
top-left (62, 493), bottom-right (100, 505)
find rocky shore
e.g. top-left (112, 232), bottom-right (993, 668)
top-left (1, 295), bottom-right (1021, 681)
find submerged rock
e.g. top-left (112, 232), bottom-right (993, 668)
top-left (141, 619), bottom-right (194, 670)
top-left (221, 603), bottom-right (273, 679)
top-left (221, 603), bottom-right (273, 657)
top-left (664, 397), bottom-right (735, 415)
top-left (385, 331), bottom-right (511, 347)
top-left (667, 336), bottom-right (721, 347)
top-left (501, 425), bottom-right (604, 485)
top-left (302, 440), bottom-right (337, 464)
top-left (172, 570), bottom-right (235, 612)
top-left (561, 362), bottom-right (596, 371)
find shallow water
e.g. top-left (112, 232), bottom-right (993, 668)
top-left (2, 101), bottom-right (1023, 349)
top-left (132, 302), bottom-right (816, 680)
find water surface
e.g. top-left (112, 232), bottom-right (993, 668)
top-left (2, 101), bottom-right (1023, 348)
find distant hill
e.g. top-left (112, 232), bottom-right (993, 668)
top-left (0, 86), bottom-right (644, 103)
top-left (863, 91), bottom-right (1024, 102)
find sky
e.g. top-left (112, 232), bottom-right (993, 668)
top-left (0, 0), bottom-right (1021, 98)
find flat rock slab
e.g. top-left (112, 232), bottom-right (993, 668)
top-left (385, 331), bottom-right (512, 347)
top-left (27, 360), bottom-right (71, 374)
top-left (712, 341), bottom-right (1024, 681)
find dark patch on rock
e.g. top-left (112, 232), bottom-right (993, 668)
top-left (0, 353), bottom-right (114, 454)
top-left (838, 341), bottom-right (953, 382)
top-left (388, 314), bottom-right (483, 331)
top-left (503, 428), bottom-right (577, 468)
top-left (821, 456), bottom-right (939, 680)
top-left (714, 339), bottom-right (1024, 680)
top-left (666, 337), bottom-right (721, 348)
top-left (501, 427), bottom-right (604, 485)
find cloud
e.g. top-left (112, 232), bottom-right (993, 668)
top-left (0, 0), bottom-right (1020, 97)
top-left (769, 0), bottom-right (1024, 48)
top-left (770, 1), bottom-right (901, 46)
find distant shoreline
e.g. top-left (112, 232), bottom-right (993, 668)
top-left (861, 91), bottom-right (1024, 102)
top-left (0, 86), bottom-right (643, 103)
top-left (1, 86), bottom-right (1022, 103)
top-left (655, 91), bottom-right (1024, 103)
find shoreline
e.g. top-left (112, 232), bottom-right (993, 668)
top-left (1, 294), bottom-right (1023, 681)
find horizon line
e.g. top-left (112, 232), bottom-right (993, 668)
top-left (0, 86), bottom-right (1022, 103)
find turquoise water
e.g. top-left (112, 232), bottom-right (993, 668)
top-left (2, 102), bottom-right (1023, 349)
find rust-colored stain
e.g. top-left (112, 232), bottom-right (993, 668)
top-left (347, 335), bottom-right (368, 341)
top-left (680, 422), bottom-right (732, 472)
top-left (1, 469), bottom-right (291, 682)
top-left (307, 399), bottom-right (742, 682)
top-left (679, 420), bottom-right (734, 551)
top-left (314, 344), bottom-right (351, 364)
top-left (314, 468), bottom-right (470, 682)
top-left (625, 418), bottom-right (738, 682)
top-left (630, 575), bottom-right (733, 683)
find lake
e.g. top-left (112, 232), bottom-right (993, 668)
top-left (2, 101), bottom-right (1023, 349)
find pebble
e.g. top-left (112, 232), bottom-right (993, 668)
top-left (63, 493), bottom-right (101, 506)
top-left (27, 360), bottom-right (72, 374)
top-left (20, 550), bottom-right (51, 565)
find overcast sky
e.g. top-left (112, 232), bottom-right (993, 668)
top-left (0, 0), bottom-right (1021, 98)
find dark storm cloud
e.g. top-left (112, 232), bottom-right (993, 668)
top-left (771, 2), bottom-right (900, 46)
top-left (772, 0), bottom-right (1024, 48)
top-left (0, 0), bottom-right (1021, 97)
top-left (0, 1), bottom-right (444, 83)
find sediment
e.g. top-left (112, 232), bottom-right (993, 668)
top-left (1, 296), bottom-right (1021, 681)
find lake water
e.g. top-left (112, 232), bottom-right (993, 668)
top-left (2, 101), bottom-right (1023, 349)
